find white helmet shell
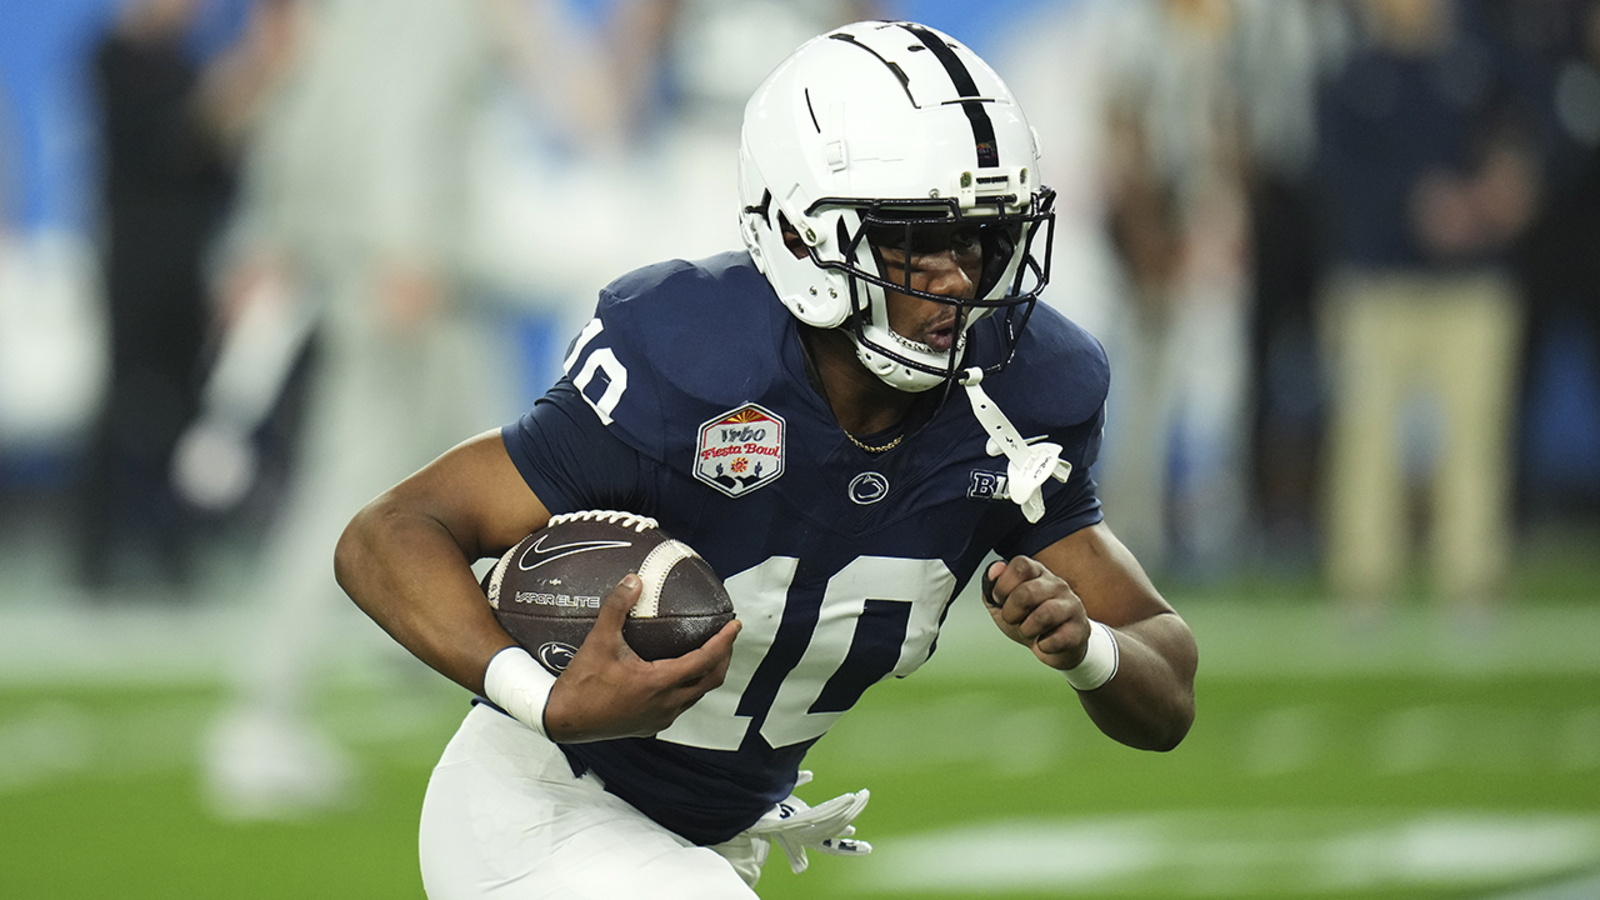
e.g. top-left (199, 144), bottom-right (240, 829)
top-left (738, 20), bottom-right (1054, 392)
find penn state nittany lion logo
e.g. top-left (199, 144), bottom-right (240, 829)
top-left (694, 404), bottom-right (785, 498)
top-left (847, 472), bottom-right (889, 505)
top-left (535, 641), bottom-right (577, 675)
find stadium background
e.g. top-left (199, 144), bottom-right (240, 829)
top-left (3, 1), bottom-right (1599, 898)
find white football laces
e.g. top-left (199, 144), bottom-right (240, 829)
top-left (547, 510), bottom-right (660, 532)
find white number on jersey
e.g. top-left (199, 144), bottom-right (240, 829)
top-left (657, 555), bottom-right (956, 750)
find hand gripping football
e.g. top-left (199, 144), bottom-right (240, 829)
top-left (482, 511), bottom-right (735, 676)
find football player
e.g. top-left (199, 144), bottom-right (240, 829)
top-left (335, 20), bottom-right (1197, 898)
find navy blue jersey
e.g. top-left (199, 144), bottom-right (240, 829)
top-left (501, 251), bottom-right (1108, 844)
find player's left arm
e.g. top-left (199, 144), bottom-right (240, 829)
top-left (984, 522), bottom-right (1196, 751)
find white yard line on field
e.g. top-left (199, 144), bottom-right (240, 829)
top-left (857, 810), bottom-right (1600, 897)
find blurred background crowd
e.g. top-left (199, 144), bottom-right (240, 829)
top-left (5, 0), bottom-right (1596, 596)
top-left (0, 0), bottom-right (1593, 595)
top-left (2, 0), bottom-right (1599, 818)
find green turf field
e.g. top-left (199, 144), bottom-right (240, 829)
top-left (3, 584), bottom-right (1598, 900)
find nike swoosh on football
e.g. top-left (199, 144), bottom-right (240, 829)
top-left (517, 535), bottom-right (633, 571)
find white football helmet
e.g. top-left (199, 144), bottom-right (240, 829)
top-left (738, 20), bottom-right (1055, 392)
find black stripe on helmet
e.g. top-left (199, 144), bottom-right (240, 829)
top-left (899, 23), bottom-right (999, 168)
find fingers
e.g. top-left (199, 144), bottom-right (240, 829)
top-left (645, 622), bottom-right (739, 723)
top-left (547, 578), bottom-right (736, 742)
top-left (981, 560), bottom-right (1004, 608)
top-left (657, 618), bottom-right (741, 690)
top-left (694, 618), bottom-right (742, 674)
top-left (985, 555), bottom-right (1090, 663)
top-left (604, 573), bottom-right (738, 690)
top-left (598, 572), bottom-right (739, 683)
top-left (985, 556), bottom-right (1055, 627)
top-left (592, 574), bottom-right (643, 643)
top-left (1027, 605), bottom-right (1082, 655)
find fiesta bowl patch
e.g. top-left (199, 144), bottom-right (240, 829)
top-left (695, 403), bottom-right (785, 497)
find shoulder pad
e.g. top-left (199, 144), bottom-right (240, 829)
top-left (979, 303), bottom-right (1109, 434)
top-left (568, 252), bottom-right (794, 460)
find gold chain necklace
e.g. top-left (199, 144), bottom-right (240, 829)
top-left (844, 430), bottom-right (903, 454)
top-left (801, 330), bottom-right (906, 454)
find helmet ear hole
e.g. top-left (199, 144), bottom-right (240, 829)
top-left (776, 211), bottom-right (810, 260)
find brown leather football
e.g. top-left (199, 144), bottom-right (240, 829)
top-left (482, 510), bottom-right (735, 675)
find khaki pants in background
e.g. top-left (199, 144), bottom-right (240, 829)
top-left (1319, 269), bottom-right (1522, 610)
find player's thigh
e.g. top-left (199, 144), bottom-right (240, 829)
top-left (419, 706), bottom-right (755, 900)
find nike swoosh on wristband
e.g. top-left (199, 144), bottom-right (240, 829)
top-left (516, 534), bottom-right (632, 571)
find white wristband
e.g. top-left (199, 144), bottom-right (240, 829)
top-left (1063, 619), bottom-right (1119, 691)
top-left (483, 646), bottom-right (557, 738)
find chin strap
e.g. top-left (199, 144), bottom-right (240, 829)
top-left (959, 367), bottom-right (1071, 523)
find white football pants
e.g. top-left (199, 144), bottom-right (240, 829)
top-left (419, 704), bottom-right (761, 899)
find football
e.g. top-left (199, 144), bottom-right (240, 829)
top-left (482, 510), bottom-right (735, 675)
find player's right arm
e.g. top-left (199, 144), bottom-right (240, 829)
top-left (333, 429), bottom-right (737, 740)
top-left (334, 429), bottom-right (551, 696)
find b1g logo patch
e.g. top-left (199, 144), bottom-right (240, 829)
top-left (968, 470), bottom-right (1012, 501)
top-left (695, 403), bottom-right (785, 498)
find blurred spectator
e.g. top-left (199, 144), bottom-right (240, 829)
top-left (1314, 0), bottom-right (1539, 621)
top-left (993, 1), bottom-right (1243, 582)
top-left (79, 0), bottom-right (284, 592)
top-left (1233, 0), bottom-right (1354, 570)
top-left (1507, 0), bottom-right (1600, 518)
top-left (199, 0), bottom-right (621, 819)
top-left (1019, 0), bottom-right (1250, 582)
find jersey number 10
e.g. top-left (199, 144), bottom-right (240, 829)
top-left (658, 555), bottom-right (956, 750)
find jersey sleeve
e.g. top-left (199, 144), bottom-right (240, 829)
top-left (499, 377), bottom-right (648, 515)
top-left (993, 402), bottom-right (1106, 559)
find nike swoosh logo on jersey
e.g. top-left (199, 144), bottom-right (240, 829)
top-left (517, 534), bottom-right (632, 571)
